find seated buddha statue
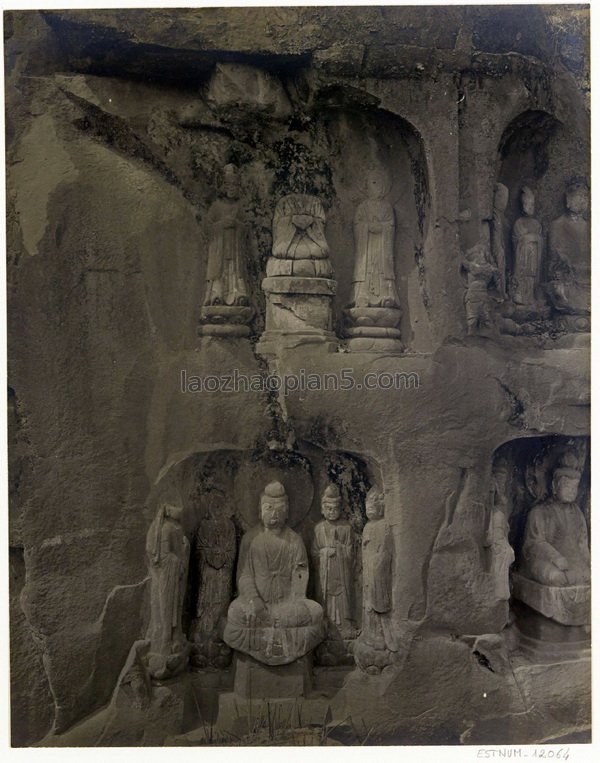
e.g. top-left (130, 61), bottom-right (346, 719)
top-left (223, 481), bottom-right (325, 665)
top-left (512, 450), bottom-right (590, 629)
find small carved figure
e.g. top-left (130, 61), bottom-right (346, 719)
top-left (350, 168), bottom-right (399, 309)
top-left (485, 458), bottom-right (515, 601)
top-left (312, 484), bottom-right (356, 639)
top-left (190, 496), bottom-right (236, 669)
top-left (203, 164), bottom-right (250, 307)
top-left (355, 488), bottom-right (398, 674)
top-left (490, 182), bottom-right (509, 299)
top-left (145, 499), bottom-right (191, 680)
top-left (223, 481), bottom-right (325, 665)
top-left (268, 194), bottom-right (332, 278)
top-left (547, 179), bottom-right (590, 318)
top-left (461, 242), bottom-right (499, 335)
top-left (511, 186), bottom-right (543, 308)
top-left (512, 450), bottom-right (590, 636)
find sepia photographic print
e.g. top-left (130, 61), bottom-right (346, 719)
top-left (3, 1), bottom-right (592, 753)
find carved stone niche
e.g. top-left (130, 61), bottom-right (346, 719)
top-left (494, 110), bottom-right (589, 341)
top-left (137, 443), bottom-right (386, 744)
top-left (256, 100), bottom-right (431, 357)
top-left (493, 435), bottom-right (590, 660)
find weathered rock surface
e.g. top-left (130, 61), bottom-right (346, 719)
top-left (6, 6), bottom-right (589, 748)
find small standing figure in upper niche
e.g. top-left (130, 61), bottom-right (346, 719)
top-left (485, 457), bottom-right (515, 601)
top-left (190, 496), bottom-right (237, 670)
top-left (461, 242), bottom-right (499, 335)
top-left (354, 488), bottom-right (399, 674)
top-left (511, 186), bottom-right (543, 308)
top-left (203, 163), bottom-right (250, 307)
top-left (547, 179), bottom-right (590, 321)
top-left (490, 182), bottom-right (509, 299)
top-left (268, 194), bottom-right (333, 278)
top-left (350, 167), bottom-right (400, 309)
top-left (145, 498), bottom-right (191, 680)
top-left (312, 484), bottom-right (356, 640)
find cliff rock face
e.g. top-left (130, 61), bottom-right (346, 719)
top-left (6, 7), bottom-right (590, 747)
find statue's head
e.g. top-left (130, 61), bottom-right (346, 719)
top-left (164, 501), bottom-right (183, 522)
top-left (565, 178), bottom-right (589, 216)
top-left (365, 167), bottom-right (391, 201)
top-left (260, 481), bottom-right (289, 529)
top-left (521, 186), bottom-right (535, 217)
top-left (365, 487), bottom-right (385, 520)
top-left (223, 163), bottom-right (239, 200)
top-left (551, 451), bottom-right (581, 504)
top-left (321, 483), bottom-right (342, 521)
top-left (493, 183), bottom-right (509, 213)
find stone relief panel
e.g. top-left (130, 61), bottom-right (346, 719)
top-left (148, 443), bottom-right (375, 684)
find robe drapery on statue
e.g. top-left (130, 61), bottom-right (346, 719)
top-left (351, 198), bottom-right (399, 308)
top-left (203, 198), bottom-right (249, 306)
top-left (223, 525), bottom-right (325, 665)
top-left (268, 194), bottom-right (332, 278)
top-left (312, 519), bottom-right (354, 634)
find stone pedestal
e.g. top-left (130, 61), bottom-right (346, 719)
top-left (511, 572), bottom-right (590, 626)
top-left (257, 276), bottom-right (337, 355)
top-left (198, 305), bottom-right (253, 338)
top-left (233, 652), bottom-right (312, 700)
top-left (213, 653), bottom-right (315, 737)
top-left (512, 601), bottom-right (590, 660)
top-left (344, 306), bottom-right (403, 353)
